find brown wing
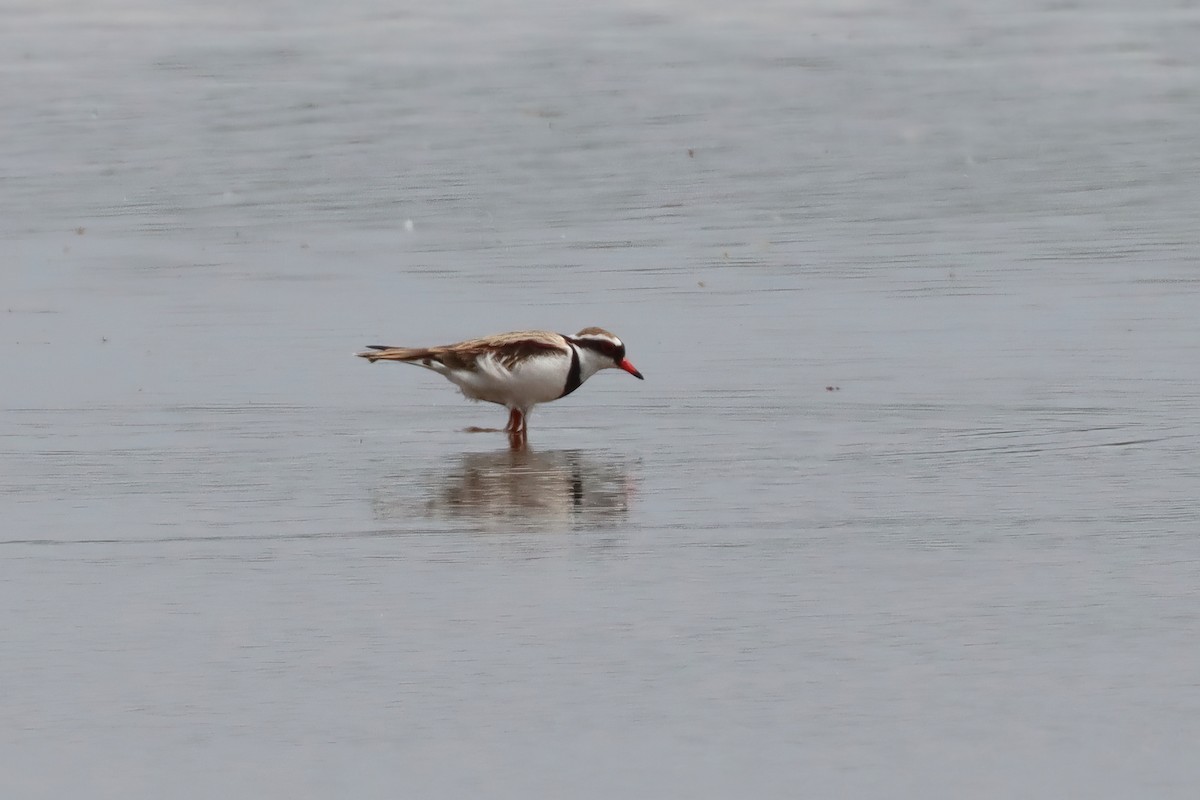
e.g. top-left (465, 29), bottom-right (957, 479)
top-left (440, 331), bottom-right (569, 372)
top-left (359, 331), bottom-right (568, 371)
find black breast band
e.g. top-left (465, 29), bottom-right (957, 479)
top-left (560, 344), bottom-right (582, 398)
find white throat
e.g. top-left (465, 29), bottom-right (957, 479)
top-left (574, 345), bottom-right (613, 383)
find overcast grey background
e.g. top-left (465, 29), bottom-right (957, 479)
top-left (3, 0), bottom-right (1200, 797)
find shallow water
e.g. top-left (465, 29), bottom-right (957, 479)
top-left (4, 0), bottom-right (1200, 797)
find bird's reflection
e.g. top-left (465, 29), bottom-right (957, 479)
top-left (373, 448), bottom-right (636, 531)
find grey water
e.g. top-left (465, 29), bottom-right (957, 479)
top-left (3, 0), bottom-right (1200, 796)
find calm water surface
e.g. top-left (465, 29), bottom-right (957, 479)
top-left (3, 0), bottom-right (1200, 797)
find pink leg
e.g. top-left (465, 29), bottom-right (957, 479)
top-left (506, 409), bottom-right (528, 448)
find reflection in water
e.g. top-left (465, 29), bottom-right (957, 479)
top-left (373, 449), bottom-right (636, 531)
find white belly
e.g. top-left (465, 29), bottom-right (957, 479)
top-left (443, 352), bottom-right (569, 410)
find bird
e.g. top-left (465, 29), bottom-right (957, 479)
top-left (356, 327), bottom-right (643, 436)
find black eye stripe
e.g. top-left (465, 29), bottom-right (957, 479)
top-left (573, 337), bottom-right (623, 360)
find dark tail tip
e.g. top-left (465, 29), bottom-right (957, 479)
top-left (356, 346), bottom-right (390, 362)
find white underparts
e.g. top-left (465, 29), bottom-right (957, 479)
top-left (440, 352), bottom-right (572, 412)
